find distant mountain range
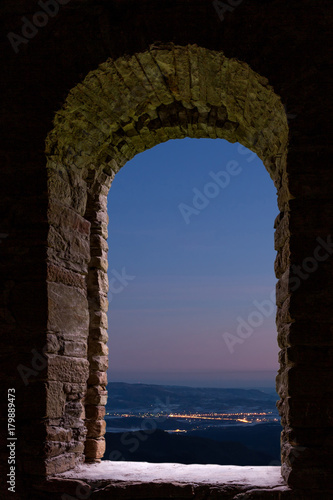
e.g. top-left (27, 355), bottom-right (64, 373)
top-left (106, 382), bottom-right (278, 413)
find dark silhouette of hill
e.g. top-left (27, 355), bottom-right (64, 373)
top-left (104, 429), bottom-right (276, 465)
top-left (188, 422), bottom-right (281, 460)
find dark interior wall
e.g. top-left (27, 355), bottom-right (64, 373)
top-left (1, 0), bottom-right (332, 144)
top-left (0, 1), bottom-right (332, 498)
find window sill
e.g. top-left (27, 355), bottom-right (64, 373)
top-left (52, 462), bottom-right (292, 498)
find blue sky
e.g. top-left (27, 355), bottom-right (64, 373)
top-left (106, 138), bottom-right (279, 388)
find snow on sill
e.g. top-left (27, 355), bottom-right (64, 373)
top-left (60, 462), bottom-right (286, 489)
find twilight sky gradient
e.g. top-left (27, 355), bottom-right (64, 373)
top-left (106, 138), bottom-right (279, 388)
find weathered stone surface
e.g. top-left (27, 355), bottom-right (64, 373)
top-left (89, 327), bottom-right (108, 343)
top-left (89, 256), bottom-right (108, 272)
top-left (84, 438), bottom-right (106, 459)
top-left (276, 365), bottom-right (333, 398)
top-left (89, 355), bottom-right (109, 372)
top-left (47, 224), bottom-right (90, 272)
top-left (48, 171), bottom-right (88, 216)
top-left (47, 282), bottom-right (89, 339)
top-left (85, 405), bottom-right (106, 420)
top-left (277, 322), bottom-right (333, 348)
top-left (281, 346), bottom-right (333, 367)
top-left (44, 453), bottom-right (79, 475)
top-left (88, 292), bottom-right (108, 313)
top-left (46, 381), bottom-right (66, 419)
top-left (47, 263), bottom-right (87, 290)
top-left (87, 371), bottom-right (108, 386)
top-left (274, 212), bottom-right (290, 251)
top-left (67, 440), bottom-right (85, 454)
top-left (51, 464), bottom-right (294, 499)
top-left (87, 269), bottom-right (109, 294)
top-left (278, 397), bottom-right (333, 428)
top-left (63, 382), bottom-right (86, 399)
top-left (86, 419), bottom-right (106, 438)
top-left (63, 340), bottom-right (87, 358)
top-left (47, 355), bottom-right (89, 383)
top-left (65, 402), bottom-right (85, 419)
top-left (90, 234), bottom-right (108, 254)
top-left (1, 1), bottom-right (332, 493)
top-left (33, 477), bottom-right (91, 496)
top-left (88, 341), bottom-right (109, 357)
top-left (47, 426), bottom-right (73, 443)
top-left (282, 426), bottom-right (333, 448)
top-left (90, 311), bottom-right (108, 329)
top-left (48, 200), bottom-right (90, 235)
top-left (43, 441), bottom-right (68, 458)
top-left (85, 387), bottom-right (108, 406)
top-left (45, 333), bottom-right (60, 354)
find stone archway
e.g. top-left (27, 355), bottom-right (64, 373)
top-left (45, 43), bottom-right (289, 475)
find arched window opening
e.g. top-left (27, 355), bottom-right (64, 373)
top-left (102, 138), bottom-right (281, 466)
top-left (45, 44), bottom-right (291, 480)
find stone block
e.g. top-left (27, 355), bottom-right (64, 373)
top-left (277, 321), bottom-right (333, 348)
top-left (90, 311), bottom-right (108, 329)
top-left (48, 199), bottom-right (90, 235)
top-left (86, 419), bottom-right (106, 438)
top-left (47, 282), bottom-right (89, 339)
top-left (284, 346), bottom-right (333, 367)
top-left (276, 365), bottom-right (333, 398)
top-left (84, 438), bottom-right (105, 459)
top-left (85, 386), bottom-right (108, 406)
top-left (278, 396), bottom-right (333, 428)
top-left (89, 327), bottom-right (108, 343)
top-left (44, 453), bottom-right (78, 475)
top-left (63, 340), bottom-right (87, 358)
top-left (89, 355), bottom-right (108, 372)
top-left (274, 213), bottom-right (290, 251)
top-left (85, 405), bottom-right (106, 420)
top-left (87, 269), bottom-right (108, 294)
top-left (33, 478), bottom-right (91, 496)
top-left (89, 256), bottom-right (108, 272)
top-left (46, 426), bottom-right (72, 443)
top-left (47, 225), bottom-right (90, 272)
top-left (88, 341), bottom-right (108, 357)
top-left (283, 426), bottom-right (333, 448)
top-left (87, 370), bottom-right (108, 386)
top-left (47, 263), bottom-right (86, 290)
top-left (90, 233), bottom-right (108, 254)
top-left (88, 292), bottom-right (108, 312)
top-left (47, 355), bottom-right (89, 383)
top-left (45, 333), bottom-right (60, 354)
top-left (65, 402), bottom-right (85, 419)
top-left (43, 440), bottom-right (67, 458)
top-left (67, 440), bottom-right (85, 454)
top-left (46, 381), bottom-right (66, 419)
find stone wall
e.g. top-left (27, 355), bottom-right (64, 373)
top-left (44, 43), bottom-right (288, 475)
top-left (0, 1), bottom-right (332, 498)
